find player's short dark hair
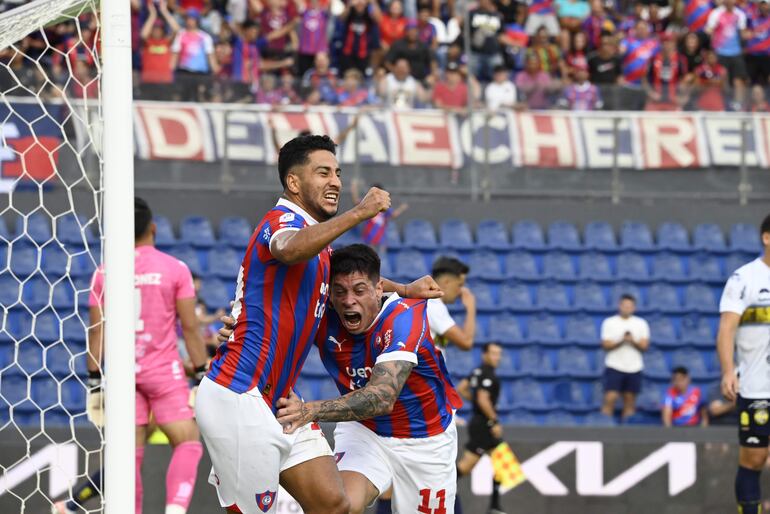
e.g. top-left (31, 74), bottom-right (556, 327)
top-left (619, 293), bottom-right (636, 303)
top-left (761, 214), bottom-right (770, 237)
top-left (432, 256), bottom-right (469, 279)
top-left (672, 366), bottom-right (689, 376)
top-left (482, 342), bottom-right (501, 353)
top-left (277, 134), bottom-right (336, 189)
top-left (135, 197), bottom-right (152, 240)
top-left (331, 244), bottom-right (381, 283)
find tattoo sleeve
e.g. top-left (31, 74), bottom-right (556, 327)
top-left (307, 360), bottom-right (415, 423)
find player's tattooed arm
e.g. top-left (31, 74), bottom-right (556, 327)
top-left (276, 360), bottom-right (415, 432)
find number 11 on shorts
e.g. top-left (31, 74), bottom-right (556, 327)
top-left (418, 489), bottom-right (446, 514)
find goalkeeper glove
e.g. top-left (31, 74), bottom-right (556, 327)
top-left (86, 371), bottom-right (104, 428)
top-left (189, 364), bottom-right (207, 408)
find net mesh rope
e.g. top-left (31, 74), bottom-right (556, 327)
top-left (0, 0), bottom-right (104, 512)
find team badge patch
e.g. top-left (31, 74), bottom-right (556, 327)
top-left (255, 490), bottom-right (276, 512)
top-left (334, 452), bottom-right (345, 463)
top-left (755, 409), bottom-right (769, 426)
top-left (279, 212), bottom-right (295, 223)
top-left (741, 411), bottom-right (750, 427)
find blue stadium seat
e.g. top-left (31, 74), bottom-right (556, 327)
top-left (168, 246), bottom-right (204, 277)
top-left (651, 252), bottom-right (687, 282)
top-left (610, 282), bottom-right (644, 308)
top-left (0, 375), bottom-right (28, 405)
top-left (671, 349), bottom-right (713, 381)
top-left (219, 217), bottom-right (252, 249)
top-left (688, 253), bottom-right (723, 283)
top-left (616, 252), bottom-right (649, 281)
top-left (32, 378), bottom-right (58, 409)
top-left (476, 220), bottom-right (510, 251)
top-left (331, 230), bottom-right (361, 250)
top-left (440, 219), bottom-right (475, 251)
top-left (504, 252), bottom-right (539, 280)
top-left (564, 314), bottom-right (598, 346)
top-left (207, 247), bottom-right (241, 281)
top-left (10, 241), bottom-right (39, 278)
top-left (542, 252), bottom-right (576, 281)
top-left (20, 277), bottom-right (50, 311)
top-left (552, 381), bottom-right (594, 413)
top-left (384, 222), bottom-right (402, 250)
top-left (507, 379), bottom-right (550, 412)
top-left (488, 314), bottom-right (525, 346)
top-left (0, 217), bottom-right (9, 240)
top-left (18, 341), bottom-right (44, 375)
top-left (444, 347), bottom-right (475, 379)
top-left (501, 409), bottom-right (538, 426)
top-left (514, 346), bottom-right (541, 378)
top-left (680, 315), bottom-right (714, 348)
top-left (153, 216), bottom-right (176, 247)
top-left (62, 317), bottom-right (87, 346)
top-left (17, 212), bottom-right (52, 245)
top-left (511, 220), bottom-right (545, 251)
top-left (45, 343), bottom-right (73, 377)
top-left (557, 347), bottom-right (598, 379)
top-left (693, 223), bottom-right (727, 253)
top-left (379, 254), bottom-right (394, 278)
top-left (543, 411), bottom-right (579, 426)
top-left (61, 378), bottom-right (85, 411)
top-left (34, 311), bottom-right (61, 343)
top-left (725, 253), bottom-right (753, 275)
top-left (395, 250), bottom-right (428, 280)
top-left (180, 216), bottom-right (216, 248)
top-left (0, 275), bottom-right (20, 307)
top-left (730, 223), bottom-right (761, 253)
top-left (499, 283), bottom-right (535, 312)
top-left (526, 313), bottom-right (563, 346)
top-left (40, 245), bottom-right (68, 281)
top-left (301, 349), bottom-right (327, 378)
top-left (620, 221), bottom-right (654, 252)
top-left (199, 278), bottom-right (232, 311)
top-left (467, 281), bottom-right (499, 312)
top-left (584, 221), bottom-right (617, 251)
top-left (656, 222), bottom-right (690, 252)
top-left (683, 283), bottom-right (718, 313)
top-left (56, 214), bottom-right (97, 246)
top-left (69, 253), bottom-right (96, 279)
top-left (579, 252), bottom-right (613, 281)
top-left (467, 251), bottom-right (503, 281)
top-left (642, 349), bottom-right (670, 380)
top-left (51, 281), bottom-right (76, 311)
top-left (573, 282), bottom-right (608, 313)
top-left (496, 351), bottom-right (517, 380)
top-left (403, 219), bottom-right (438, 250)
top-left (647, 282), bottom-right (682, 314)
top-left (317, 380), bottom-right (341, 401)
top-left (547, 221), bottom-right (581, 251)
top-left (648, 315), bottom-right (678, 347)
top-left (583, 412), bottom-right (617, 426)
top-left (535, 282), bottom-right (571, 312)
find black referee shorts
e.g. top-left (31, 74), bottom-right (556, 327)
top-left (466, 416), bottom-right (503, 456)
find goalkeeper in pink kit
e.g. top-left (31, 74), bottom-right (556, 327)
top-left (79, 197), bottom-right (209, 514)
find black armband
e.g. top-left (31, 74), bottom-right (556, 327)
top-left (87, 370), bottom-right (102, 390)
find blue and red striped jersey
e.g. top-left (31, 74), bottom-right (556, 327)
top-left (315, 294), bottom-right (463, 438)
top-left (208, 199), bottom-right (331, 412)
top-left (621, 37), bottom-right (660, 85)
top-left (747, 13), bottom-right (770, 55)
top-left (361, 209), bottom-right (392, 246)
top-left (683, 0), bottom-right (713, 32)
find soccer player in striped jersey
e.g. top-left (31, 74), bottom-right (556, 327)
top-left (351, 179), bottom-right (408, 253)
top-left (276, 244), bottom-right (463, 514)
top-left (196, 135), bottom-right (441, 514)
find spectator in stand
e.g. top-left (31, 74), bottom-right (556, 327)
top-left (706, 382), bottom-right (737, 426)
top-left (681, 31), bottom-right (704, 75)
top-left (745, 0), bottom-right (770, 87)
top-left (500, 9), bottom-right (530, 71)
top-left (428, 257), bottom-right (476, 356)
top-left (139, 0), bottom-right (179, 100)
top-left (618, 0), bottom-right (644, 35)
top-left (170, 9), bottom-right (219, 101)
top-left (485, 64), bottom-right (518, 109)
top-left (385, 19), bottom-right (437, 82)
top-left (379, 0), bottom-right (407, 54)
top-left (750, 84), bottom-right (770, 111)
top-left (619, 19), bottom-right (660, 109)
top-left (256, 0), bottom-right (299, 61)
top-left (278, 72), bottom-right (300, 104)
top-left (705, 0), bottom-right (750, 108)
top-left (646, 3), bottom-right (670, 35)
top-left (497, 0), bottom-right (520, 24)
top-left (562, 62), bottom-right (602, 109)
top-left (256, 72), bottom-right (286, 104)
top-left (169, 0), bottom-right (204, 15)
top-left (525, 0), bottom-right (560, 36)
top-left (198, 0), bottom-right (223, 37)
top-left (468, 0), bottom-right (505, 81)
top-left (662, 367), bottom-right (708, 427)
top-left (301, 51), bottom-right (338, 104)
top-left (339, 0), bottom-right (382, 74)
top-left (378, 58), bottom-right (429, 107)
top-left (295, 0), bottom-right (331, 77)
top-left (694, 48), bottom-right (728, 110)
top-left (336, 68), bottom-right (379, 105)
top-left (565, 31), bottom-right (589, 79)
top-left (230, 21), bottom-right (293, 102)
top-left (582, 0), bottom-right (616, 50)
top-left (516, 53), bottom-right (558, 108)
top-left (588, 34), bottom-right (623, 107)
top-left (644, 32), bottom-right (689, 110)
top-left (682, 0), bottom-right (713, 33)
top-left (528, 26), bottom-right (566, 77)
top-left (600, 294), bottom-right (650, 420)
top-left (416, 6), bottom-right (439, 49)
top-left (556, 0), bottom-right (591, 32)
top-left (433, 61), bottom-right (479, 110)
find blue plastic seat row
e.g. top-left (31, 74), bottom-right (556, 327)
top-left (155, 216), bottom-right (254, 249)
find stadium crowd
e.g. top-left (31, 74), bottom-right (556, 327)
top-left (1, 0), bottom-right (769, 111)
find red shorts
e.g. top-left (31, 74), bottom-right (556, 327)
top-left (136, 375), bottom-right (193, 426)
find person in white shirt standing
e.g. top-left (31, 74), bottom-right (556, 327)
top-left (485, 64), bottom-right (517, 110)
top-left (717, 214), bottom-right (770, 514)
top-left (427, 256), bottom-right (476, 355)
top-left (600, 294), bottom-right (650, 420)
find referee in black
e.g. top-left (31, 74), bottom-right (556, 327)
top-left (455, 342), bottom-right (506, 514)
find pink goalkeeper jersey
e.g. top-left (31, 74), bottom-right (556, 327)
top-left (89, 245), bottom-right (196, 381)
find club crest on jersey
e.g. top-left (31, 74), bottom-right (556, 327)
top-left (255, 490), bottom-right (276, 512)
top-left (384, 330), bottom-right (393, 347)
top-left (334, 452), bottom-right (345, 463)
top-left (279, 212), bottom-right (295, 224)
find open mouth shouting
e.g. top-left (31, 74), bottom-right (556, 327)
top-left (342, 310), bottom-right (363, 332)
top-left (323, 190), bottom-right (339, 208)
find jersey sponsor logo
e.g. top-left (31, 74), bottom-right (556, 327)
top-left (755, 409), bottom-right (769, 425)
top-left (740, 306), bottom-right (770, 325)
top-left (279, 212), bottom-right (295, 223)
top-left (749, 400), bottom-right (770, 410)
top-left (747, 436), bottom-right (761, 445)
top-left (135, 273), bottom-right (162, 286)
top-left (328, 336), bottom-right (346, 352)
top-left (482, 378), bottom-right (493, 387)
top-left (397, 301), bottom-right (410, 310)
top-left (345, 366), bottom-right (372, 379)
top-left (255, 490), bottom-right (276, 512)
top-left (384, 329), bottom-right (393, 348)
top-left (334, 451), bottom-right (345, 463)
top-left (741, 411), bottom-right (750, 427)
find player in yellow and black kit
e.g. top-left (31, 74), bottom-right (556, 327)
top-left (717, 214), bottom-right (770, 514)
top-left (455, 342), bottom-right (506, 514)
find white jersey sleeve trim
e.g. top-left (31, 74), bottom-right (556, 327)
top-left (269, 227), bottom-right (301, 251)
top-left (375, 351), bottom-right (418, 365)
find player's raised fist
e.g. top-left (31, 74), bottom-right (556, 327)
top-left (405, 275), bottom-right (444, 299)
top-left (355, 187), bottom-right (391, 220)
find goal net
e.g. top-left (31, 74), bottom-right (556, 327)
top-left (0, 0), bottom-right (133, 511)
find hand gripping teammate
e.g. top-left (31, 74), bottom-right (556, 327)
top-left (86, 198), bottom-right (209, 514)
top-left (195, 135), bottom-right (442, 514)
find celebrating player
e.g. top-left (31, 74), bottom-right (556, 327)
top-left (275, 244), bottom-right (463, 514)
top-left (195, 135), bottom-right (442, 514)
top-left (717, 214), bottom-right (770, 514)
top-left (85, 198), bottom-right (208, 514)
top-left (455, 342), bottom-right (506, 514)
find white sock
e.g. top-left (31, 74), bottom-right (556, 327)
top-left (165, 505), bottom-right (186, 514)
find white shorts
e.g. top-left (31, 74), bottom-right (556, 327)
top-left (525, 13), bottom-right (560, 36)
top-left (333, 418), bottom-right (458, 514)
top-left (195, 377), bottom-right (333, 514)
